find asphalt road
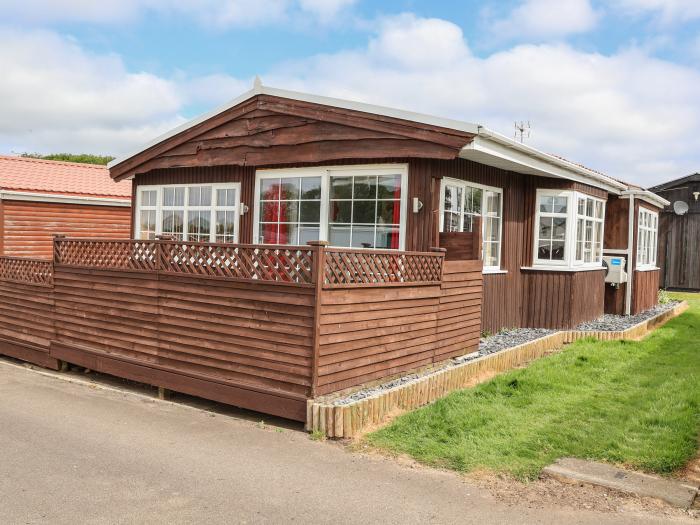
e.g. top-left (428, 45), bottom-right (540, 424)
top-left (0, 359), bottom-right (692, 525)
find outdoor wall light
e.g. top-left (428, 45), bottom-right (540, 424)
top-left (240, 203), bottom-right (250, 214)
top-left (412, 197), bottom-right (424, 213)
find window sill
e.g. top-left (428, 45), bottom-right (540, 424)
top-left (521, 266), bottom-right (605, 273)
top-left (483, 269), bottom-right (508, 275)
top-left (636, 266), bottom-right (660, 272)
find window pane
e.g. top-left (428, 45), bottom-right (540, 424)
top-left (377, 201), bottom-right (398, 225)
top-left (485, 191), bottom-right (500, 215)
top-left (577, 198), bottom-right (585, 215)
top-left (353, 176), bottom-right (376, 199)
top-left (444, 212), bottom-right (460, 232)
top-left (162, 210), bottom-right (184, 237)
top-left (141, 190), bottom-right (156, 207)
top-left (299, 224), bottom-right (321, 245)
top-left (329, 225), bottom-right (351, 247)
top-left (278, 223), bottom-right (298, 245)
top-left (299, 201), bottom-right (320, 222)
top-left (377, 175), bottom-right (401, 199)
top-left (353, 201), bottom-right (376, 223)
top-left (261, 201), bottom-right (280, 222)
top-left (444, 185), bottom-right (462, 213)
top-left (485, 217), bottom-right (500, 242)
top-left (330, 176), bottom-right (352, 199)
top-left (376, 227), bottom-right (399, 249)
top-left (553, 196), bottom-right (568, 213)
top-left (163, 187), bottom-right (184, 207)
top-left (539, 196), bottom-right (554, 213)
top-left (471, 188), bottom-right (483, 214)
top-left (539, 217), bottom-right (553, 239)
top-left (484, 242), bottom-right (499, 268)
top-left (280, 178), bottom-right (300, 200)
top-left (351, 226), bottom-right (374, 248)
top-left (259, 223), bottom-right (278, 244)
top-left (300, 177), bottom-right (322, 200)
top-left (551, 241), bottom-right (565, 260)
top-left (585, 198), bottom-right (594, 217)
top-left (279, 201), bottom-right (299, 223)
top-left (260, 179), bottom-right (280, 200)
top-left (188, 186), bottom-right (212, 207)
top-left (553, 218), bottom-right (567, 239)
top-left (217, 188), bottom-right (237, 207)
top-left (330, 201), bottom-right (352, 223)
top-left (595, 201), bottom-right (604, 219)
top-left (463, 214), bottom-right (475, 232)
top-left (538, 241), bottom-right (552, 260)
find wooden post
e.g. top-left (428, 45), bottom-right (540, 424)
top-left (52, 234), bottom-right (65, 265)
top-left (307, 240), bottom-right (328, 400)
top-left (472, 216), bottom-right (482, 260)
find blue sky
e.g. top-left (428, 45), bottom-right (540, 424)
top-left (1, 0), bottom-right (699, 186)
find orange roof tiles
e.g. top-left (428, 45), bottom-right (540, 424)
top-left (0, 155), bottom-right (131, 199)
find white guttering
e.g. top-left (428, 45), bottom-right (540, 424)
top-left (625, 193), bottom-right (635, 315)
top-left (0, 190), bottom-right (131, 207)
top-left (462, 128), bottom-right (628, 195)
top-left (620, 189), bottom-right (670, 209)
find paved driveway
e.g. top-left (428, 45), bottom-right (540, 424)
top-left (0, 360), bottom-right (692, 525)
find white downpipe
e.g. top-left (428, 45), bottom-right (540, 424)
top-left (625, 193), bottom-right (635, 316)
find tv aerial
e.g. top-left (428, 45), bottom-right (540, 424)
top-left (514, 121), bottom-right (531, 143)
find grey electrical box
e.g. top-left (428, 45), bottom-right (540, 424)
top-left (603, 255), bottom-right (628, 284)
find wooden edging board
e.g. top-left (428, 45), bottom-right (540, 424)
top-left (308, 301), bottom-right (689, 439)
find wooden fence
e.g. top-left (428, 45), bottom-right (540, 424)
top-left (0, 239), bottom-right (482, 422)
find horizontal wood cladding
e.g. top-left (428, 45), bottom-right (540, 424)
top-left (315, 259), bottom-right (482, 395)
top-left (52, 267), bottom-right (315, 414)
top-left (632, 270), bottom-right (659, 314)
top-left (0, 279), bottom-right (58, 369)
top-left (522, 270), bottom-right (605, 329)
top-left (1, 200), bottom-right (131, 259)
top-left (112, 96), bottom-right (473, 180)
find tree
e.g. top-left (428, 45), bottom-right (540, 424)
top-left (20, 153), bottom-right (115, 165)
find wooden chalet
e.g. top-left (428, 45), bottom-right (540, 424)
top-left (651, 173), bottom-right (700, 291)
top-left (0, 83), bottom-right (669, 422)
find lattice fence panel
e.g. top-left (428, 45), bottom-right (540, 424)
top-left (158, 242), bottom-right (315, 284)
top-left (323, 249), bottom-right (443, 287)
top-left (54, 240), bottom-right (157, 271)
top-left (0, 257), bottom-right (53, 286)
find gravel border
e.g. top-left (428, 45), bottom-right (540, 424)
top-left (330, 327), bottom-right (555, 406)
top-left (574, 301), bottom-right (680, 332)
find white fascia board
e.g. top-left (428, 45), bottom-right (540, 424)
top-left (620, 189), bottom-right (670, 208)
top-left (108, 84), bottom-right (481, 172)
top-left (0, 190), bottom-right (131, 207)
top-left (460, 131), bottom-right (627, 194)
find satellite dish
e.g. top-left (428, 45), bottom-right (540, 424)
top-left (673, 201), bottom-right (689, 215)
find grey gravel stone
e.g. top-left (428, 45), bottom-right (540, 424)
top-left (330, 327), bottom-right (555, 406)
top-left (575, 301), bottom-right (679, 332)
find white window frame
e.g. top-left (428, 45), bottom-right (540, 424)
top-left (573, 194), bottom-right (606, 268)
top-left (532, 189), bottom-right (606, 269)
top-left (253, 164), bottom-right (409, 250)
top-left (134, 182), bottom-right (241, 243)
top-left (637, 207), bottom-right (658, 270)
top-left (438, 177), bottom-right (504, 271)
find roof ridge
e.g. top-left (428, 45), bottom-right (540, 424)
top-left (0, 155), bottom-right (107, 170)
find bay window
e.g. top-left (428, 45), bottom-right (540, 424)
top-left (254, 165), bottom-right (408, 250)
top-left (439, 179), bottom-right (503, 270)
top-left (135, 183), bottom-right (240, 242)
top-left (637, 208), bottom-right (658, 269)
top-left (533, 189), bottom-right (605, 268)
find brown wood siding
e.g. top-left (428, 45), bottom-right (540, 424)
top-left (659, 213), bottom-right (700, 290)
top-left (1, 200), bottom-right (131, 259)
top-left (522, 270), bottom-right (605, 329)
top-left (632, 270), bottom-right (660, 314)
top-left (0, 279), bottom-right (58, 369)
top-left (316, 259), bottom-right (482, 395)
top-left (604, 195), bottom-right (629, 250)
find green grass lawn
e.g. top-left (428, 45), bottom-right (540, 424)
top-left (367, 292), bottom-right (700, 480)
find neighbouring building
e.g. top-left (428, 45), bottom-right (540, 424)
top-left (650, 173), bottom-right (700, 291)
top-left (0, 156), bottom-right (132, 258)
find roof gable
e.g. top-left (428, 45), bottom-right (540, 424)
top-left (650, 173), bottom-right (700, 192)
top-left (109, 92), bottom-right (475, 181)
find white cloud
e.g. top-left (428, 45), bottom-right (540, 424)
top-left (2, 15), bottom-right (699, 188)
top-left (612, 0), bottom-right (700, 24)
top-left (265, 15), bottom-right (700, 186)
top-left (489, 0), bottom-right (600, 40)
top-left (0, 0), bottom-right (355, 27)
top-left (0, 29), bottom-right (186, 155)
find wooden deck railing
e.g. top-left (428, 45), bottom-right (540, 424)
top-left (51, 238), bottom-right (445, 288)
top-left (0, 256), bottom-right (54, 286)
top-left (322, 247), bottom-right (443, 288)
